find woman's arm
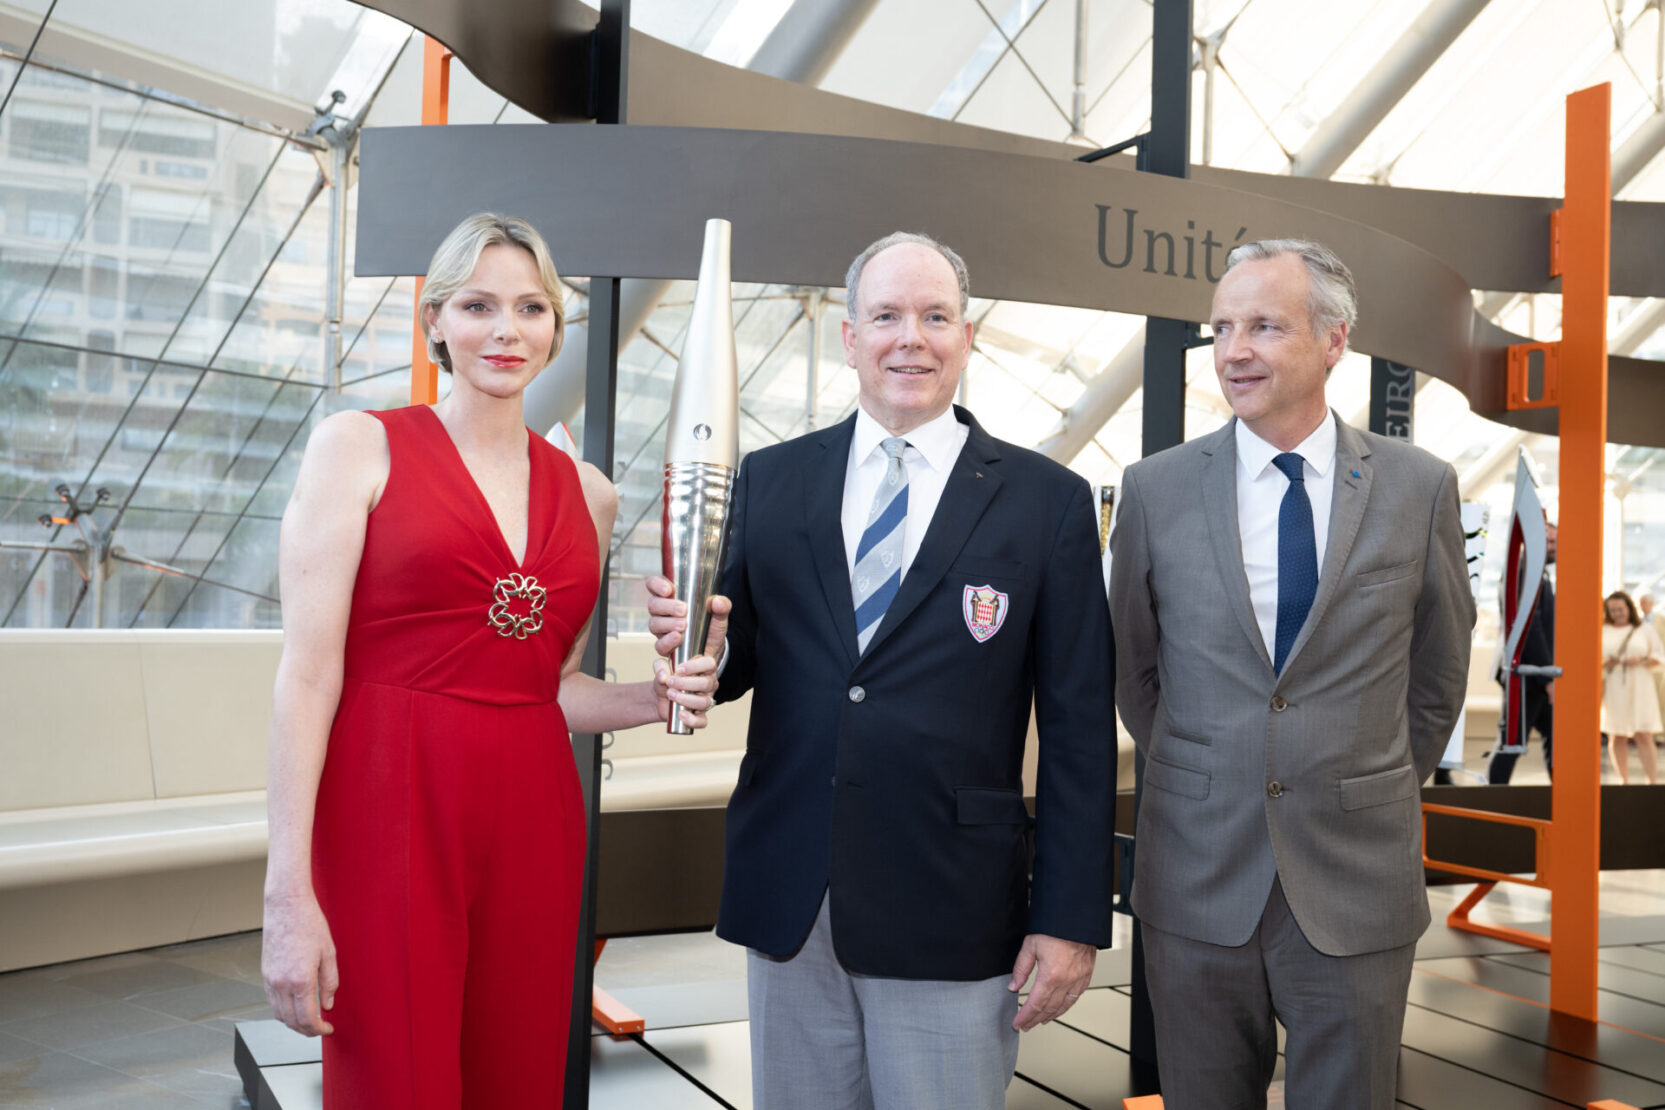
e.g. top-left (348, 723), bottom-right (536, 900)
top-left (1643, 623), bottom-right (1665, 664)
top-left (556, 461), bottom-right (723, 734)
top-left (262, 411), bottom-right (386, 1037)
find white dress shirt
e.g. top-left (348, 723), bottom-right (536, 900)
top-left (1236, 413), bottom-right (1337, 660)
top-left (842, 404), bottom-right (969, 581)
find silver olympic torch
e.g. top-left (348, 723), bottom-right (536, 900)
top-left (662, 218), bottom-right (740, 734)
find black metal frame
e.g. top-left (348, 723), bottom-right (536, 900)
top-left (565, 3), bottom-right (630, 1105)
top-left (1133, 1), bottom-right (1193, 1091)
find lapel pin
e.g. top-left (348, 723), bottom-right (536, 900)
top-left (1351, 469), bottom-right (1361, 479)
top-left (975, 471), bottom-right (984, 478)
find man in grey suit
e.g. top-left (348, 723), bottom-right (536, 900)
top-left (1109, 239), bottom-right (1474, 1108)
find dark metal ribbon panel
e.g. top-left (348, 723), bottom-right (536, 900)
top-left (352, 0), bottom-right (598, 122)
top-left (356, 124), bottom-right (1474, 381)
top-left (358, 2), bottom-right (1665, 302)
top-left (356, 123), bottom-right (1665, 445)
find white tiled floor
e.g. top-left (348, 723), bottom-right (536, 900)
top-left (0, 932), bottom-right (266, 1108)
top-left (6, 867), bottom-right (1662, 1108)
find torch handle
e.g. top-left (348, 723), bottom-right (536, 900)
top-left (662, 462), bottom-right (737, 734)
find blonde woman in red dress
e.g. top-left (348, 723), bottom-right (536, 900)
top-left (261, 214), bottom-right (721, 1105)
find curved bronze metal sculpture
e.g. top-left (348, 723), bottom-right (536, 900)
top-left (355, 0), bottom-right (1665, 447)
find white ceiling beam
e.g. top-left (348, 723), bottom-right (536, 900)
top-left (1458, 429), bottom-right (1531, 496)
top-left (746, 0), bottom-right (881, 87)
top-left (1289, 0), bottom-right (1493, 180)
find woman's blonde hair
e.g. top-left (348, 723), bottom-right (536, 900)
top-left (419, 213), bottom-right (566, 372)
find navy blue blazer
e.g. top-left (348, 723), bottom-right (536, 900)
top-left (713, 406), bottom-right (1117, 980)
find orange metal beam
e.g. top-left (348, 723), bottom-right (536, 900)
top-left (1550, 83), bottom-right (1610, 1023)
top-left (409, 36), bottom-right (452, 406)
top-left (1422, 802), bottom-right (1553, 949)
top-left (1443, 882), bottom-right (1551, 951)
top-left (591, 986), bottom-right (645, 1036)
top-left (1421, 802), bottom-right (1553, 888)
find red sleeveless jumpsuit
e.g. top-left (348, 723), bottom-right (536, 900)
top-left (311, 404), bottom-right (597, 1106)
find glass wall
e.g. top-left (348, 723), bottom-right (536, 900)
top-left (0, 25), bottom-right (412, 629)
top-left (5, 0), bottom-right (1665, 636)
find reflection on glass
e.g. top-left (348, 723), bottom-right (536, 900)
top-left (603, 282), bottom-right (842, 634)
top-left (0, 41), bottom-right (411, 628)
top-left (339, 276), bottom-right (414, 385)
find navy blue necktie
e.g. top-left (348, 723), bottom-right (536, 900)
top-left (1272, 452), bottom-right (1317, 673)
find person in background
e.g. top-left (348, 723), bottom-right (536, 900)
top-left (1639, 593), bottom-right (1665, 745)
top-left (1603, 590), bottom-right (1662, 784)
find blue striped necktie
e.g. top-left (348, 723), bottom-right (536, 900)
top-left (1273, 451), bottom-right (1317, 673)
top-left (853, 437), bottom-right (909, 653)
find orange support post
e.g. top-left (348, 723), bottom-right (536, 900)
top-left (409, 36), bottom-right (452, 406)
top-left (1550, 83), bottom-right (1610, 1023)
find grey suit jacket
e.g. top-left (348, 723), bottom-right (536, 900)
top-left (1109, 415), bottom-right (1474, 957)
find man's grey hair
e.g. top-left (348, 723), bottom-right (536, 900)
top-left (844, 231), bottom-right (970, 321)
top-left (1224, 238), bottom-right (1358, 345)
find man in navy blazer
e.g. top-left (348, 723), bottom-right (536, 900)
top-left (654, 232), bottom-right (1116, 1108)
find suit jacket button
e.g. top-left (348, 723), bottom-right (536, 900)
top-left (1267, 781), bottom-right (1284, 798)
top-left (1271, 695), bottom-right (1288, 711)
top-left (848, 686), bottom-right (866, 703)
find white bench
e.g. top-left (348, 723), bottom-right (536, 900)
top-left (18, 625), bottom-right (1500, 971)
top-left (0, 630), bottom-right (751, 971)
top-left (0, 630), bottom-right (279, 970)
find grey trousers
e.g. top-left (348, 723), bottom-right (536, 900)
top-left (746, 893), bottom-right (1020, 1110)
top-left (1142, 878), bottom-right (1415, 1110)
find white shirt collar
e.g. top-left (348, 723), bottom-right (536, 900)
top-left (852, 404), bottom-right (964, 473)
top-left (1235, 410), bottom-right (1337, 480)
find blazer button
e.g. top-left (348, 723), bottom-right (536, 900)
top-left (1271, 695), bottom-right (1288, 712)
top-left (1267, 781), bottom-right (1284, 798)
top-left (848, 686), bottom-right (866, 703)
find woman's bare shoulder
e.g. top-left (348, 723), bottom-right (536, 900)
top-left (302, 410), bottom-right (388, 464)
top-left (293, 410), bottom-right (390, 506)
top-left (572, 458), bottom-right (619, 516)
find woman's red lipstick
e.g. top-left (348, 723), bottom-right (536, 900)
top-left (483, 355), bottom-right (525, 368)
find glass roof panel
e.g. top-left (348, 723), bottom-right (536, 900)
top-left (818, 0), bottom-right (1004, 117)
top-left (208, 166), bottom-right (334, 383)
top-left (954, 44), bottom-right (1075, 139)
top-left (25, 0), bottom-right (370, 114)
top-left (8, 0), bottom-right (1665, 625)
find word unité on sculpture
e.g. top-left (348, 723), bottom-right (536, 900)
top-left (1096, 204), bottom-right (1248, 282)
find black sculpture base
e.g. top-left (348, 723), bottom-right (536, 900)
top-left (234, 1020), bottom-right (321, 1110)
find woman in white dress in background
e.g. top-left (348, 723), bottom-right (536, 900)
top-left (1602, 590), bottom-right (1663, 784)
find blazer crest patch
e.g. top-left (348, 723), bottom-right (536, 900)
top-left (963, 584), bottom-right (1008, 643)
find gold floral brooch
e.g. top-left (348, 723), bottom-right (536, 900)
top-left (488, 573), bottom-right (546, 639)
